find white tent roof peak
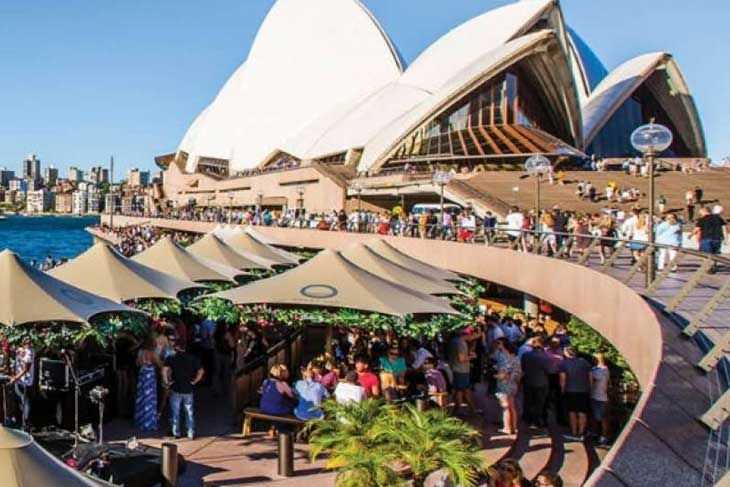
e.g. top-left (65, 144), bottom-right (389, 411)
top-left (212, 248), bottom-right (458, 317)
top-left (0, 249), bottom-right (137, 326)
top-left (48, 243), bottom-right (204, 303)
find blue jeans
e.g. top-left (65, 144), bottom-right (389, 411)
top-left (14, 383), bottom-right (30, 429)
top-left (169, 392), bottom-right (194, 438)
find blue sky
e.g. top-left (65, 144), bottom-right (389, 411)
top-left (0, 0), bottom-right (727, 176)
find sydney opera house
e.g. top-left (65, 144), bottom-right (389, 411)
top-left (156, 0), bottom-right (708, 215)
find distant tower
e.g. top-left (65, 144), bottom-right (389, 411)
top-left (22, 154), bottom-right (41, 182)
top-left (43, 166), bottom-right (58, 187)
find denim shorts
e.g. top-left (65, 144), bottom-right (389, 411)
top-left (452, 372), bottom-right (471, 391)
top-left (700, 239), bottom-right (722, 255)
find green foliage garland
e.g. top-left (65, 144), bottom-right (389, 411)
top-left (1, 312), bottom-right (148, 352)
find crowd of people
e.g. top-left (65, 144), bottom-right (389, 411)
top-left (97, 223), bottom-right (168, 256)
top-left (251, 306), bottom-right (618, 485)
top-left (106, 189), bottom-right (727, 280)
top-left (113, 311), bottom-right (293, 439)
top-left (258, 307), bottom-right (613, 445)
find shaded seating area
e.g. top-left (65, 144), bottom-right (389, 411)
top-left (187, 233), bottom-right (275, 271)
top-left (48, 243), bottom-right (205, 302)
top-left (132, 236), bottom-right (246, 284)
top-left (217, 227), bottom-right (302, 267)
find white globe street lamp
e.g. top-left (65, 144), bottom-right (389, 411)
top-left (524, 155), bottom-right (552, 252)
top-left (631, 122), bottom-right (673, 286)
top-left (432, 170), bottom-right (455, 230)
top-left (226, 191), bottom-right (235, 224)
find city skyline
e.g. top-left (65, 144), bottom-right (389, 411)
top-left (0, 0), bottom-right (728, 174)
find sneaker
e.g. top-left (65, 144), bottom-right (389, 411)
top-left (563, 434), bottom-right (580, 442)
top-left (598, 436), bottom-right (609, 445)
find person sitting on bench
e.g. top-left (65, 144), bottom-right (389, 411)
top-left (260, 364), bottom-right (296, 438)
top-left (293, 364), bottom-right (328, 421)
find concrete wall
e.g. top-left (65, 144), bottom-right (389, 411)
top-left (163, 163), bottom-right (346, 213)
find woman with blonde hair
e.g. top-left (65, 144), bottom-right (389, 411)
top-left (629, 213), bottom-right (650, 268)
top-left (260, 365), bottom-right (295, 416)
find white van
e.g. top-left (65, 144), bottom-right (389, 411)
top-left (410, 203), bottom-right (462, 215)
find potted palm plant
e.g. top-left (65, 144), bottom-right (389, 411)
top-left (309, 400), bottom-right (483, 487)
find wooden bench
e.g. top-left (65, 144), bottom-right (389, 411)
top-left (242, 408), bottom-right (306, 477)
top-left (241, 408), bottom-right (305, 437)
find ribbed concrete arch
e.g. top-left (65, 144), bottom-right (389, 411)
top-left (359, 30), bottom-right (583, 173)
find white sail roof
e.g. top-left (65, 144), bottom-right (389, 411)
top-left (400, 0), bottom-right (555, 92)
top-left (360, 30), bottom-right (560, 172)
top-left (283, 82), bottom-right (430, 160)
top-left (582, 53), bottom-right (668, 145)
top-left (178, 0), bottom-right (403, 172)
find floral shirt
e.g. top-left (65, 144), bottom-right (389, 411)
top-left (15, 346), bottom-right (34, 387)
top-left (495, 355), bottom-right (521, 397)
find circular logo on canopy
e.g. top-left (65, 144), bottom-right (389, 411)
top-left (59, 287), bottom-right (95, 305)
top-left (300, 284), bottom-right (338, 299)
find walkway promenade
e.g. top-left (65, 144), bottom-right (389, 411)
top-left (97, 215), bottom-right (730, 486)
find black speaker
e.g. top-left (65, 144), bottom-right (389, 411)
top-left (39, 359), bottom-right (70, 392)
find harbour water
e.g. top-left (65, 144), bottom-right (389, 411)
top-left (0, 215), bottom-right (99, 263)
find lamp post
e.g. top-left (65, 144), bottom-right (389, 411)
top-left (109, 155), bottom-right (115, 227)
top-left (630, 121), bottom-right (673, 287)
top-left (351, 182), bottom-right (363, 232)
top-left (432, 170), bottom-right (454, 230)
top-left (296, 185), bottom-right (305, 226)
top-left (524, 155), bottom-right (552, 253)
top-left (226, 191), bottom-right (234, 224)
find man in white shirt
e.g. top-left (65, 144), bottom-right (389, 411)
top-left (505, 207), bottom-right (524, 248)
top-left (620, 208), bottom-right (640, 240)
top-left (334, 371), bottom-right (366, 405)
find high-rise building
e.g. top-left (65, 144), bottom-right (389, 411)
top-left (22, 154), bottom-right (41, 181)
top-left (43, 166), bottom-right (59, 187)
top-left (72, 190), bottom-right (88, 214)
top-left (127, 168), bottom-right (150, 188)
top-left (54, 192), bottom-right (74, 213)
top-left (87, 188), bottom-right (102, 213)
top-left (68, 166), bottom-right (84, 183)
top-left (0, 168), bottom-right (14, 188)
top-left (26, 189), bottom-right (53, 214)
top-left (89, 166), bottom-right (110, 185)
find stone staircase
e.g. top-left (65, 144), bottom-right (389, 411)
top-left (445, 178), bottom-right (512, 217)
top-left (460, 168), bottom-right (730, 215)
